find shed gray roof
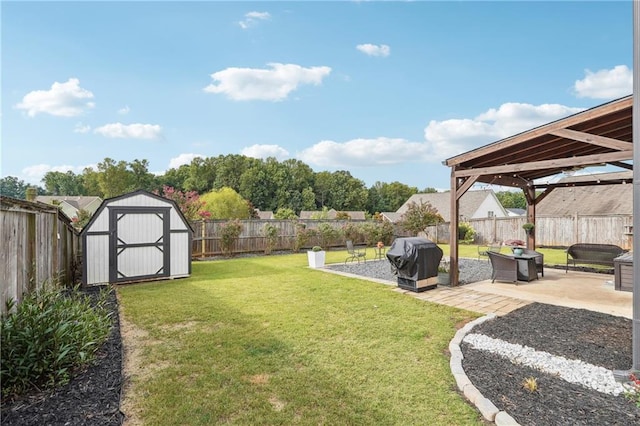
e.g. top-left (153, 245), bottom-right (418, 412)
top-left (396, 190), bottom-right (503, 219)
top-left (537, 171), bottom-right (632, 216)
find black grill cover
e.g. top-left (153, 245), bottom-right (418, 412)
top-left (386, 237), bottom-right (443, 281)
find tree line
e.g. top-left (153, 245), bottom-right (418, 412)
top-left (0, 154), bottom-right (526, 215)
top-left (0, 155), bottom-right (437, 215)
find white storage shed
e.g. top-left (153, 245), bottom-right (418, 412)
top-left (81, 190), bottom-right (193, 285)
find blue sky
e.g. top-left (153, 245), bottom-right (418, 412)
top-left (1, 1), bottom-right (634, 192)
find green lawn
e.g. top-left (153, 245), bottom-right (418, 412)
top-left (118, 254), bottom-right (482, 425)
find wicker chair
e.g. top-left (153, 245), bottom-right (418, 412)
top-left (487, 251), bottom-right (518, 283)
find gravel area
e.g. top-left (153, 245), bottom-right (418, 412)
top-left (461, 303), bottom-right (640, 425)
top-left (325, 257), bottom-right (492, 285)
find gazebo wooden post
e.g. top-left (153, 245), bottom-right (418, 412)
top-left (525, 185), bottom-right (536, 249)
top-left (450, 171), bottom-right (460, 286)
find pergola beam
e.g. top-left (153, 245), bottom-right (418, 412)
top-left (453, 150), bottom-right (632, 178)
top-left (548, 128), bottom-right (631, 151)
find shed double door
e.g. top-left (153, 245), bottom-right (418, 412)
top-left (109, 207), bottom-right (171, 283)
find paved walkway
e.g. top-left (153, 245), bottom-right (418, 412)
top-left (394, 285), bottom-right (531, 316)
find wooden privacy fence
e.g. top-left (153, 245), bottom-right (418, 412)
top-left (190, 219), bottom-right (398, 258)
top-left (1, 197), bottom-right (81, 314)
top-left (423, 214), bottom-right (633, 250)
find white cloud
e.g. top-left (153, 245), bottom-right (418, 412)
top-left (74, 122), bottom-right (91, 133)
top-left (297, 137), bottom-right (430, 168)
top-left (573, 65), bottom-right (633, 99)
top-left (93, 122), bottom-right (162, 139)
top-left (118, 105), bottom-right (130, 115)
top-left (298, 101), bottom-right (585, 170)
top-left (356, 43), bottom-right (391, 57)
top-left (203, 63), bottom-right (331, 101)
top-left (168, 153), bottom-right (204, 169)
top-left (21, 163), bottom-right (95, 185)
top-left (424, 102), bottom-right (584, 158)
top-left (14, 78), bottom-right (95, 117)
top-left (241, 144), bottom-right (290, 160)
top-left (238, 11), bottom-right (271, 29)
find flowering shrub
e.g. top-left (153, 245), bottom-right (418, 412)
top-left (154, 185), bottom-right (208, 221)
top-left (219, 219), bottom-right (243, 256)
top-left (624, 373), bottom-right (640, 407)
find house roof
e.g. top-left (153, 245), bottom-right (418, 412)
top-left (35, 196), bottom-right (102, 211)
top-left (396, 190), bottom-right (505, 220)
top-left (537, 171), bottom-right (632, 216)
top-left (381, 212), bottom-right (402, 223)
top-left (299, 209), bottom-right (366, 220)
top-left (255, 210), bottom-right (274, 220)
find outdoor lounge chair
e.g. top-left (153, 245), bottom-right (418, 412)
top-left (345, 240), bottom-right (367, 263)
top-left (487, 251), bottom-right (518, 283)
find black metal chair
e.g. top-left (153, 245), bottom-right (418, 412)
top-left (345, 240), bottom-right (366, 263)
top-left (487, 251), bottom-right (518, 283)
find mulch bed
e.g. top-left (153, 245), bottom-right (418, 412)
top-left (461, 302), bottom-right (640, 425)
top-left (1, 286), bottom-right (124, 426)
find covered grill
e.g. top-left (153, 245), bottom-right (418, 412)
top-left (386, 237), bottom-right (443, 292)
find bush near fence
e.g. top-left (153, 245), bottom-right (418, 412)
top-left (190, 219), bottom-right (398, 258)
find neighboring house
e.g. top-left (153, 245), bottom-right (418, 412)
top-left (536, 171), bottom-right (632, 216)
top-left (381, 212), bottom-right (402, 223)
top-left (35, 196), bottom-right (102, 221)
top-left (299, 209), bottom-right (367, 220)
top-left (506, 208), bottom-right (526, 216)
top-left (395, 190), bottom-right (509, 222)
top-left (255, 210), bottom-right (274, 220)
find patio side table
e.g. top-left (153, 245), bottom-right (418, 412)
top-left (375, 247), bottom-right (386, 260)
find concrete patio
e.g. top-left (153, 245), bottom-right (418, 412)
top-left (397, 267), bottom-right (632, 319)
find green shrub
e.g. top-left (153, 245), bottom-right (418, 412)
top-left (361, 221), bottom-right (394, 246)
top-left (292, 222), bottom-right (318, 252)
top-left (458, 222), bottom-right (476, 244)
top-left (219, 219), bottom-right (243, 256)
top-left (317, 222), bottom-right (341, 249)
top-left (262, 223), bottom-right (279, 255)
top-left (1, 287), bottom-right (112, 398)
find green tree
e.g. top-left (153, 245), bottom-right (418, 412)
top-left (496, 190), bottom-right (527, 209)
top-left (201, 187), bottom-right (251, 219)
top-left (183, 157), bottom-right (217, 193)
top-left (81, 167), bottom-right (103, 197)
top-left (367, 181), bottom-right (419, 213)
top-left (399, 200), bottom-right (444, 236)
top-left (213, 154), bottom-right (259, 191)
top-left (42, 171), bottom-right (86, 195)
top-left (273, 207), bottom-right (297, 219)
top-left (0, 176), bottom-right (43, 199)
top-left (96, 158), bottom-right (133, 198)
top-left (158, 164), bottom-right (191, 191)
top-left (129, 159), bottom-right (157, 192)
top-left (313, 170), bottom-right (368, 211)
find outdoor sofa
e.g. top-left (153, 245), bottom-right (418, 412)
top-left (566, 243), bottom-right (626, 272)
